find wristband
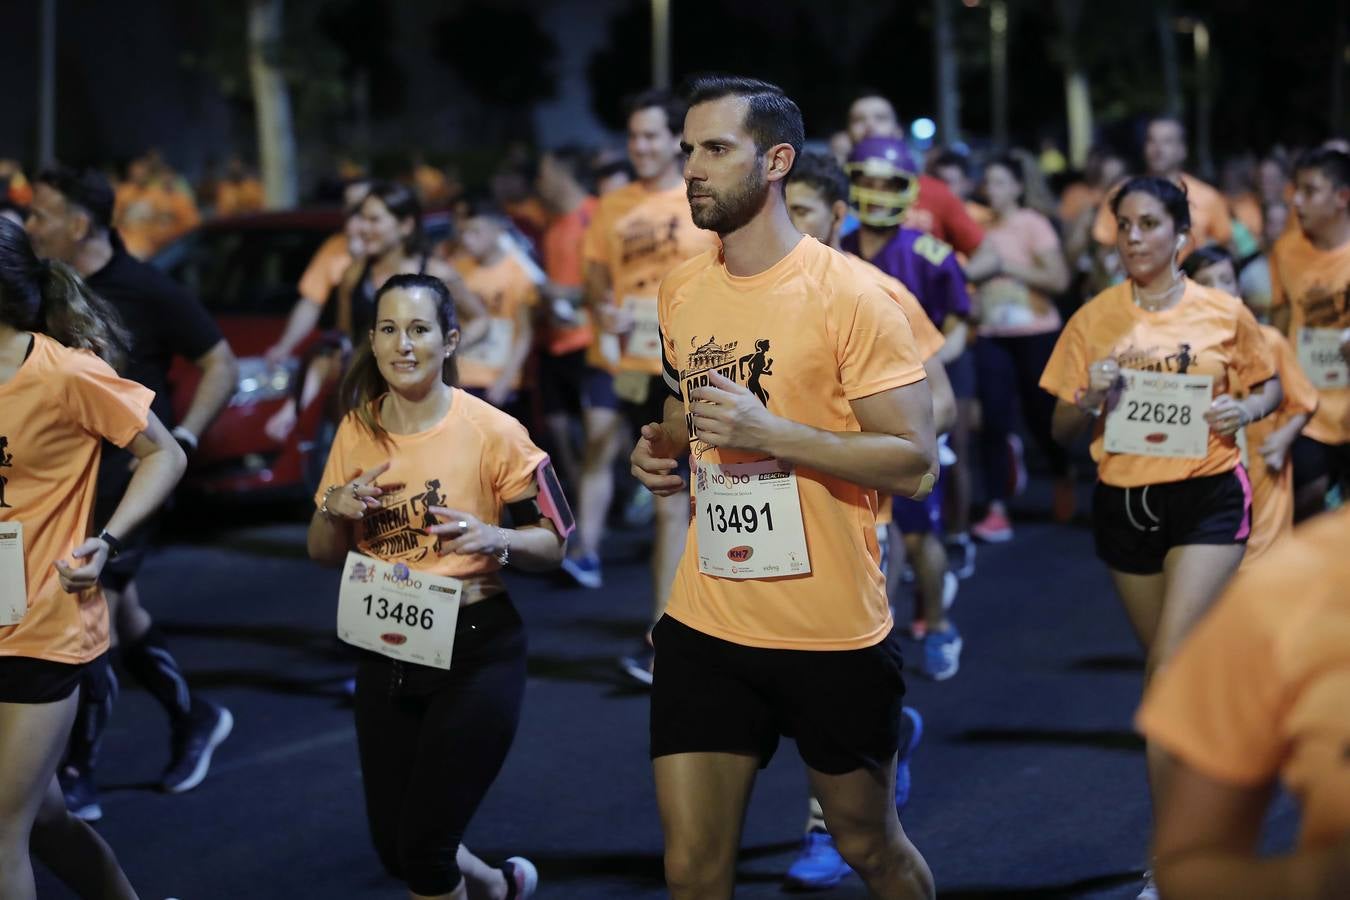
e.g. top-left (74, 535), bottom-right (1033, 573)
top-left (98, 530), bottom-right (124, 560)
top-left (171, 426), bottom-right (198, 452)
top-left (910, 471), bottom-right (937, 500)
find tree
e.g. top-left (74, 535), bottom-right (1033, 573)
top-left (247, 0), bottom-right (298, 207)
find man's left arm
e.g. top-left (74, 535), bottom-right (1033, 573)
top-left (689, 373), bottom-right (937, 499)
top-left (177, 338), bottom-right (239, 445)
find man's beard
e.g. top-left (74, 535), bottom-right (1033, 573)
top-left (689, 167), bottom-right (768, 235)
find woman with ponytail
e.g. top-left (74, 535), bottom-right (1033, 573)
top-left (309, 273), bottom-right (572, 900)
top-left (0, 217), bottom-right (186, 899)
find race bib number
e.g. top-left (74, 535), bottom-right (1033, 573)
top-left (461, 318), bottom-right (514, 371)
top-left (0, 523), bottom-right (25, 626)
top-left (622, 296), bottom-right (661, 361)
top-left (1104, 369), bottom-right (1213, 459)
top-left (1297, 328), bottom-right (1349, 390)
top-left (695, 459), bottom-right (810, 579)
top-left (336, 553), bottom-right (462, 669)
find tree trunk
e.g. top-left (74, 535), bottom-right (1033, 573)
top-left (1193, 22), bottom-right (1214, 181)
top-left (1055, 0), bottom-right (1093, 169)
top-left (1155, 1), bottom-right (1182, 118)
top-left (1333, 0), bottom-right (1347, 138)
top-left (934, 0), bottom-right (960, 143)
top-left (990, 0), bottom-right (1009, 149)
top-left (248, 0), bottom-right (298, 208)
top-left (37, 0), bottom-right (57, 167)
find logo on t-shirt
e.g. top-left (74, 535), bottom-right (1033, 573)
top-left (0, 436), bottom-right (12, 509)
top-left (680, 336), bottom-right (775, 459)
top-left (1115, 342), bottom-right (1197, 375)
top-left (1299, 283), bottom-right (1350, 329)
top-left (360, 479), bottom-right (447, 562)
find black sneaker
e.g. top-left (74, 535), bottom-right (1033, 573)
top-left (59, 765), bottom-right (103, 822)
top-left (161, 701), bottom-right (233, 794)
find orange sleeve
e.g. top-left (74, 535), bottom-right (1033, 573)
top-left (581, 204), bottom-right (610, 268)
top-left (1135, 580), bottom-right (1285, 786)
top-left (313, 414), bottom-right (361, 509)
top-left (1232, 304), bottom-right (1278, 391)
top-left (489, 415), bottom-right (548, 504)
top-left (298, 235), bottom-right (344, 306)
top-left (1273, 331), bottom-right (1320, 417)
top-left (1268, 243), bottom-right (1288, 311)
top-left (1091, 192), bottom-right (1118, 247)
top-left (60, 351), bottom-right (154, 447)
top-left (835, 282), bottom-right (927, 401)
top-left (1039, 308), bottom-right (1092, 404)
top-left (1206, 190), bottom-right (1234, 245)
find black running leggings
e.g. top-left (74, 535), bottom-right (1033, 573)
top-left (353, 593), bottom-right (527, 895)
top-left (974, 331), bottom-right (1070, 502)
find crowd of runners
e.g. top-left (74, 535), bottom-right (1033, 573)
top-left (2, 72), bottom-right (1348, 900)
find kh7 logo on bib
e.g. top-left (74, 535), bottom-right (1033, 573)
top-left (681, 335), bottom-right (775, 460)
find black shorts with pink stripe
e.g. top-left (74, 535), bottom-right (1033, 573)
top-left (1091, 466), bottom-right (1252, 575)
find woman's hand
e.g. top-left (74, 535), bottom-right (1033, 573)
top-left (54, 538), bottom-right (110, 593)
top-left (322, 461), bottom-right (394, 520)
top-left (1083, 357), bottom-right (1121, 409)
top-left (1205, 395), bottom-right (1248, 437)
top-left (427, 507), bottom-right (503, 557)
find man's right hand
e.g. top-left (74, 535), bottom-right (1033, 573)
top-left (631, 423), bottom-right (685, 496)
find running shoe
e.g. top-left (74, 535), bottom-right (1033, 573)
top-left (783, 828), bottom-right (852, 891)
top-left (1136, 871), bottom-right (1159, 900)
top-left (561, 553), bottom-right (603, 589)
top-left (1007, 434), bottom-right (1027, 497)
top-left (971, 507), bottom-right (1013, 543)
top-left (59, 766), bottom-right (103, 822)
top-left (618, 645), bottom-right (655, 687)
top-left (162, 701), bottom-right (233, 793)
top-left (921, 627), bottom-right (963, 681)
top-left (502, 856), bottom-right (539, 899)
top-left (942, 570), bottom-right (958, 611)
top-left (623, 486), bottom-right (655, 527)
top-left (894, 706), bottom-right (924, 810)
top-left (946, 533), bottom-right (976, 579)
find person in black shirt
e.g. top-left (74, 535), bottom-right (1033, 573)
top-left (27, 166), bottom-right (238, 820)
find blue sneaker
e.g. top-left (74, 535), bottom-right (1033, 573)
top-left (783, 828), bottom-right (852, 891)
top-left (921, 626), bottom-right (962, 681)
top-left (560, 553), bottom-right (603, 589)
top-left (895, 706), bottom-right (924, 810)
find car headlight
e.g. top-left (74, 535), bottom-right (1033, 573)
top-left (230, 357), bottom-right (296, 406)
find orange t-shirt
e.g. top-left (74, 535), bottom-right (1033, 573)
top-left (1241, 325), bottom-right (1319, 564)
top-left (1039, 279), bottom-right (1276, 488)
top-left (659, 237), bottom-right (928, 650)
top-left (844, 254), bottom-right (946, 362)
top-left (1136, 504), bottom-right (1350, 850)
top-left (1091, 173), bottom-right (1234, 257)
top-left (455, 254), bottom-right (539, 390)
top-left (1059, 182), bottom-right (1102, 226)
top-left (1269, 228), bottom-right (1350, 444)
top-left (215, 178), bottom-right (265, 217)
top-left (0, 335), bottom-right (153, 664)
top-left (298, 232), bottom-right (354, 307)
top-left (315, 390), bottom-right (547, 579)
top-left (977, 208), bottom-right (1065, 337)
top-left (541, 197), bottom-right (598, 357)
top-left (582, 182), bottom-right (719, 375)
top-left (115, 183), bottom-right (201, 259)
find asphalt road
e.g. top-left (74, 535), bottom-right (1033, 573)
top-left (34, 477), bottom-right (1296, 899)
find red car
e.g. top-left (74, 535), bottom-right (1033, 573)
top-left (154, 209), bottom-right (455, 500)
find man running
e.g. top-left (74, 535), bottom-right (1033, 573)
top-left (564, 89), bottom-right (719, 686)
top-left (633, 75), bottom-right (937, 900)
top-left (27, 166), bottom-right (238, 819)
top-left (1268, 148), bottom-right (1350, 520)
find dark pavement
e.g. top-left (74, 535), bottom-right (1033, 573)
top-left (35, 478), bottom-right (1295, 899)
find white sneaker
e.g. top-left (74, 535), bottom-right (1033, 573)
top-left (503, 856), bottom-right (538, 899)
top-left (942, 570), bottom-right (958, 611)
top-left (1136, 871), bottom-right (1159, 900)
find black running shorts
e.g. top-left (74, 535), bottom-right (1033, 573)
top-left (0, 653), bottom-right (93, 704)
top-left (1092, 467), bottom-right (1252, 575)
top-left (649, 615), bottom-right (906, 775)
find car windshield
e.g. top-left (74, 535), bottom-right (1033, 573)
top-left (152, 226), bottom-right (330, 316)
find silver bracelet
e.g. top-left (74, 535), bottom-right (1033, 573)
top-left (494, 527), bottom-right (511, 567)
top-left (319, 484), bottom-right (343, 518)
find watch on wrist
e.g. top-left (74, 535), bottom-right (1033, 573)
top-left (494, 527), bottom-right (511, 567)
top-left (99, 530), bottom-right (124, 559)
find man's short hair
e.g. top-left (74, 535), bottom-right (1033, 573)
top-left (848, 88), bottom-right (894, 112)
top-left (1294, 147), bottom-right (1350, 190)
top-left (1147, 114), bottom-right (1188, 142)
top-left (929, 149), bottom-right (971, 177)
top-left (36, 165), bottom-right (115, 231)
top-left (542, 145), bottom-right (593, 191)
top-left (787, 150), bottom-right (849, 208)
top-left (624, 89), bottom-right (688, 136)
top-left (683, 74), bottom-right (804, 164)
